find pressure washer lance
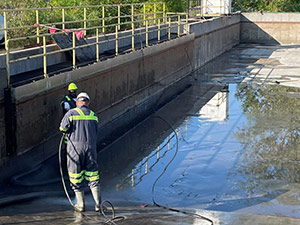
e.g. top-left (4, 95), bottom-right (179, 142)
top-left (58, 134), bottom-right (124, 225)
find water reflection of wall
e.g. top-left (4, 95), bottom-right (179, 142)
top-left (199, 87), bottom-right (229, 121)
top-left (100, 76), bottom-right (229, 189)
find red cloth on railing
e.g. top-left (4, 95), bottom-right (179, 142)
top-left (33, 23), bottom-right (83, 39)
top-left (49, 28), bottom-right (57, 34)
top-left (75, 30), bottom-right (83, 40)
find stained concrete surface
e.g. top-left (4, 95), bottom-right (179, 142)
top-left (1, 44), bottom-right (300, 224)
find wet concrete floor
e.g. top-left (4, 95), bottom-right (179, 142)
top-left (1, 43), bottom-right (300, 224)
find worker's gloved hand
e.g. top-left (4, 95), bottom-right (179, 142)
top-left (59, 126), bottom-right (69, 133)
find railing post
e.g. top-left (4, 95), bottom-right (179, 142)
top-left (131, 4), bottom-right (134, 22)
top-left (62, 9), bottom-right (65, 30)
top-left (168, 17), bottom-right (171, 40)
top-left (154, 3), bottom-right (156, 24)
top-left (158, 18), bottom-right (160, 42)
top-left (186, 13), bottom-right (189, 34)
top-left (96, 28), bottom-right (99, 62)
top-left (102, 6), bottom-right (105, 33)
top-left (178, 15), bottom-right (181, 37)
top-left (115, 26), bottom-right (118, 56)
top-left (131, 5), bottom-right (135, 51)
top-left (36, 10), bottom-right (40, 44)
top-left (118, 5), bottom-right (121, 30)
top-left (43, 36), bottom-right (48, 78)
top-left (163, 3), bottom-right (166, 23)
top-left (146, 20), bottom-right (148, 47)
top-left (83, 7), bottom-right (87, 37)
top-left (143, 3), bottom-right (146, 26)
top-left (4, 12), bottom-right (10, 87)
top-left (72, 31), bottom-right (76, 69)
top-left (5, 41), bottom-right (10, 88)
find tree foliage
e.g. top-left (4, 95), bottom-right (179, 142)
top-left (232, 0), bottom-right (300, 12)
top-left (0, 0), bottom-right (188, 12)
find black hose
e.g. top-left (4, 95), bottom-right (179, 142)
top-left (58, 134), bottom-right (78, 209)
top-left (58, 134), bottom-right (124, 225)
top-left (59, 114), bottom-right (213, 225)
top-left (152, 115), bottom-right (214, 225)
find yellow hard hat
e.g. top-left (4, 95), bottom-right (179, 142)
top-left (68, 83), bottom-right (78, 91)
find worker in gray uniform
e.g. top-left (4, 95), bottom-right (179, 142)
top-left (59, 92), bottom-right (101, 212)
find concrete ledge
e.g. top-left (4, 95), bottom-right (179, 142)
top-left (189, 14), bottom-right (240, 37)
top-left (241, 12), bottom-right (300, 22)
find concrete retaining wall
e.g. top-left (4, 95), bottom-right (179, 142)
top-left (191, 15), bottom-right (240, 68)
top-left (241, 13), bottom-right (300, 44)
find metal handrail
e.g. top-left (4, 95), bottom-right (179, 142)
top-left (6, 15), bottom-right (174, 42)
top-left (3, 4), bottom-right (188, 88)
top-left (0, 12), bottom-right (164, 32)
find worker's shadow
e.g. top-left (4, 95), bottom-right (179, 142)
top-left (205, 189), bottom-right (288, 212)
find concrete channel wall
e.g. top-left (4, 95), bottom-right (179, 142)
top-left (241, 13), bottom-right (300, 44)
top-left (0, 14), bottom-right (240, 183)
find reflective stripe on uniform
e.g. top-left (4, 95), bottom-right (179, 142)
top-left (74, 108), bottom-right (84, 116)
top-left (70, 176), bottom-right (85, 184)
top-left (61, 96), bottom-right (71, 106)
top-left (85, 170), bottom-right (99, 181)
top-left (69, 116), bottom-right (98, 121)
top-left (68, 170), bottom-right (99, 183)
top-left (69, 108), bottom-right (98, 122)
top-left (69, 170), bottom-right (85, 184)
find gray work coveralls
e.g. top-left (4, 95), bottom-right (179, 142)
top-left (59, 105), bottom-right (99, 191)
